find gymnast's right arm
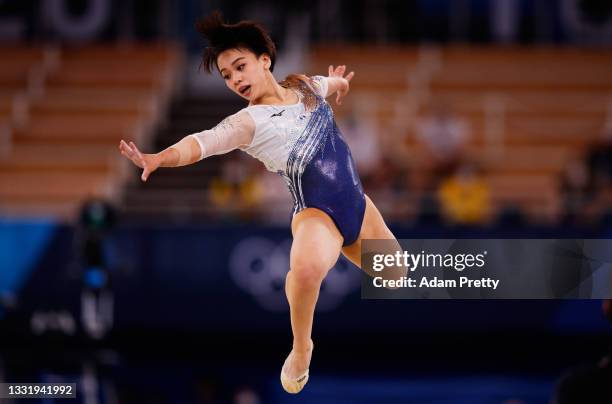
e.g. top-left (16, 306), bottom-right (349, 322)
top-left (118, 109), bottom-right (255, 182)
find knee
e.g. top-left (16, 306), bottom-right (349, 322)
top-left (289, 256), bottom-right (329, 290)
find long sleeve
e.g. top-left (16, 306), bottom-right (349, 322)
top-left (189, 109), bottom-right (256, 161)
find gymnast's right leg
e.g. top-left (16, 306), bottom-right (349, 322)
top-left (281, 207), bottom-right (344, 393)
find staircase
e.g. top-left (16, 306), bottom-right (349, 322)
top-left (120, 96), bottom-right (247, 222)
top-left (0, 44), bottom-right (181, 221)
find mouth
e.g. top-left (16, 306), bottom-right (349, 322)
top-left (238, 85), bottom-right (251, 97)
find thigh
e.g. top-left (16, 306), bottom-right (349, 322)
top-left (342, 194), bottom-right (398, 273)
top-left (290, 207), bottom-right (344, 274)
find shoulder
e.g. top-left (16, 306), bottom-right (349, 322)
top-left (280, 73), bottom-right (328, 100)
top-left (295, 74), bottom-right (328, 99)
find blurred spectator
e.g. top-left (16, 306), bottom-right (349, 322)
top-left (576, 119), bottom-right (612, 227)
top-left (367, 156), bottom-right (409, 221)
top-left (210, 154), bottom-right (262, 220)
top-left (586, 119), bottom-right (612, 183)
top-left (77, 197), bottom-right (117, 274)
top-left (415, 102), bottom-right (471, 188)
top-left (338, 109), bottom-right (382, 186)
top-left (559, 157), bottom-right (593, 226)
top-left (437, 164), bottom-right (491, 226)
top-left (582, 173), bottom-right (612, 227)
top-left (253, 168), bottom-right (293, 224)
top-left (77, 197), bottom-right (117, 339)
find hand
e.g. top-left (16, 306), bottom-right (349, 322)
top-left (328, 64), bottom-right (354, 105)
top-left (118, 140), bottom-right (160, 182)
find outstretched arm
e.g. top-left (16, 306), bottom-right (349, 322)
top-left (118, 109), bottom-right (255, 182)
top-left (319, 65), bottom-right (354, 105)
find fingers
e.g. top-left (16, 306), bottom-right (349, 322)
top-left (119, 140), bottom-right (151, 182)
top-left (119, 139), bottom-right (135, 158)
top-left (129, 142), bottom-right (150, 181)
top-left (331, 66), bottom-right (352, 106)
top-left (328, 65), bottom-right (353, 81)
top-left (128, 142), bottom-right (144, 164)
top-left (119, 140), bottom-right (141, 162)
top-left (129, 141), bottom-right (142, 158)
top-left (329, 65), bottom-right (349, 77)
top-left (119, 140), bottom-right (141, 168)
top-left (141, 167), bottom-right (150, 182)
top-left (119, 140), bottom-right (149, 180)
top-left (336, 90), bottom-right (345, 105)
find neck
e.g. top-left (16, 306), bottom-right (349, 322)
top-left (250, 71), bottom-right (294, 106)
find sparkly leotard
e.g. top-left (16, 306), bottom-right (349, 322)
top-left (191, 76), bottom-right (366, 246)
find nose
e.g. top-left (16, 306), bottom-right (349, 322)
top-left (233, 75), bottom-right (242, 88)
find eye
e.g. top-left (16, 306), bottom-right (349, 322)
top-left (237, 64), bottom-right (245, 71)
top-left (223, 74), bottom-right (230, 80)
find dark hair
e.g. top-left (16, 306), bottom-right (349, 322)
top-left (196, 10), bottom-right (277, 74)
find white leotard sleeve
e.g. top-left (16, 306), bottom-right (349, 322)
top-left (310, 75), bottom-right (329, 98)
top-left (188, 109), bottom-right (255, 161)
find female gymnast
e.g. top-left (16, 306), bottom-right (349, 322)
top-left (118, 11), bottom-right (403, 394)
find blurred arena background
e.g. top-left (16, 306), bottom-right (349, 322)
top-left (1, 0), bottom-right (611, 403)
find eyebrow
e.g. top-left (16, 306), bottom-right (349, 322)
top-left (220, 57), bottom-right (246, 74)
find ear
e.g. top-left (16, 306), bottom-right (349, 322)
top-left (261, 54), bottom-right (271, 70)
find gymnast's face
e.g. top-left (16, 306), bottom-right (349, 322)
top-left (217, 48), bottom-right (271, 101)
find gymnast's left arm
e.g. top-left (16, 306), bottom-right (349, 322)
top-left (319, 65), bottom-right (355, 105)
